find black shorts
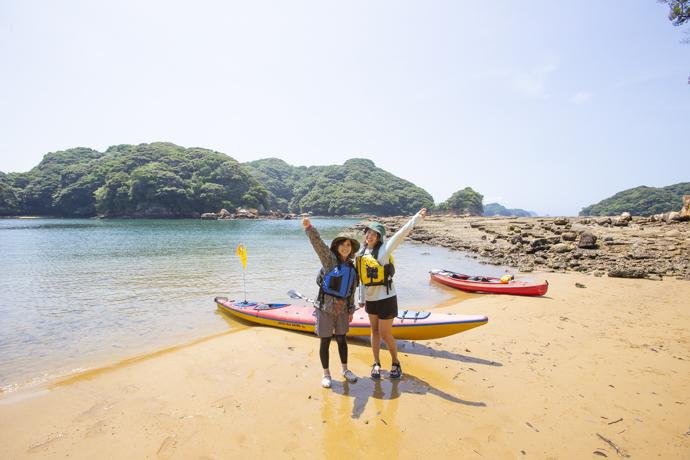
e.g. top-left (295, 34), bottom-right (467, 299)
top-left (365, 296), bottom-right (398, 320)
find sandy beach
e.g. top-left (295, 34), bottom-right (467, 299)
top-left (1, 271), bottom-right (688, 459)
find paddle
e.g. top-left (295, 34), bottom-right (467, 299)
top-left (430, 268), bottom-right (467, 278)
top-left (287, 289), bottom-right (322, 310)
top-left (288, 289), bottom-right (361, 312)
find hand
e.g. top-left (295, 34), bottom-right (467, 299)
top-left (302, 217), bottom-right (311, 228)
top-left (419, 208), bottom-right (427, 218)
top-left (348, 312), bottom-right (354, 323)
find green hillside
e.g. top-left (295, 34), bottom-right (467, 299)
top-left (1, 143), bottom-right (268, 217)
top-left (1, 145), bottom-right (434, 217)
top-left (579, 183), bottom-right (689, 216)
top-left (245, 158), bottom-right (434, 215)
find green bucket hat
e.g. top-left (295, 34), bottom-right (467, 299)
top-left (365, 222), bottom-right (387, 242)
top-left (330, 232), bottom-right (361, 254)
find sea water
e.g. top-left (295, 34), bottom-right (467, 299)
top-left (0, 218), bottom-right (508, 392)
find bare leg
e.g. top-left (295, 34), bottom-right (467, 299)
top-left (378, 318), bottom-right (398, 365)
top-left (368, 314), bottom-right (381, 363)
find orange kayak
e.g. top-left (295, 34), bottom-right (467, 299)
top-left (430, 269), bottom-right (548, 296)
top-left (215, 297), bottom-right (488, 340)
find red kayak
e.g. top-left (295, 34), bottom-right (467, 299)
top-left (430, 269), bottom-right (548, 296)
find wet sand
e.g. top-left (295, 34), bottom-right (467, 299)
top-left (1, 272), bottom-right (689, 459)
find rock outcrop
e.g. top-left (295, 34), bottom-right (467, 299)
top-left (357, 215), bottom-right (690, 280)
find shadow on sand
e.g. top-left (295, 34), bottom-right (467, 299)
top-left (329, 372), bottom-right (487, 419)
top-left (348, 337), bottom-right (502, 368)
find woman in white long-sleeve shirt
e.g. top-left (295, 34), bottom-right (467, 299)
top-left (357, 208), bottom-right (427, 379)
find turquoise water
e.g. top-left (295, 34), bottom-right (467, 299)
top-left (0, 218), bottom-right (508, 392)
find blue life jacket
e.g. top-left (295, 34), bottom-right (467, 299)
top-left (317, 262), bottom-right (356, 300)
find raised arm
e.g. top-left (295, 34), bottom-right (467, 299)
top-left (377, 208), bottom-right (427, 262)
top-left (303, 217), bottom-right (334, 269)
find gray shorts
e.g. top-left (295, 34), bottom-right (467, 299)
top-left (314, 308), bottom-right (350, 337)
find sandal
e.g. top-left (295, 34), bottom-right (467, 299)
top-left (389, 362), bottom-right (402, 380)
top-left (370, 362), bottom-right (381, 380)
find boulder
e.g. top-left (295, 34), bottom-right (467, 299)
top-left (219, 208), bottom-right (232, 218)
top-left (608, 267), bottom-right (647, 279)
top-left (200, 213), bottom-right (218, 220)
top-left (597, 217), bottom-right (611, 226)
top-left (550, 243), bottom-right (574, 253)
top-left (679, 195), bottom-right (690, 219)
top-left (528, 238), bottom-right (550, 253)
top-left (235, 208), bottom-right (258, 219)
top-left (553, 217), bottom-right (569, 226)
top-left (510, 235), bottom-right (524, 245)
top-left (628, 244), bottom-right (651, 259)
top-left (612, 213), bottom-right (631, 227)
top-left (578, 232), bottom-right (598, 249)
top-left (561, 231), bottom-right (577, 242)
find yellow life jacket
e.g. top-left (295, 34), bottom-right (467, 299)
top-left (356, 245), bottom-right (395, 290)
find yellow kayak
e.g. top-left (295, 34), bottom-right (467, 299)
top-left (215, 297), bottom-right (488, 340)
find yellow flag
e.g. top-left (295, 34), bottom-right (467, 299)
top-left (235, 244), bottom-right (247, 270)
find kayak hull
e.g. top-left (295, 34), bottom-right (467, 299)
top-left (215, 297), bottom-right (488, 340)
top-left (430, 271), bottom-right (548, 296)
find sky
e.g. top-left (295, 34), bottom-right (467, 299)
top-left (1, 1), bottom-right (688, 216)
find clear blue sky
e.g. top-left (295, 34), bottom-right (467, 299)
top-left (1, 1), bottom-right (688, 216)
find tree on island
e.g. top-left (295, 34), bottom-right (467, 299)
top-left (0, 172), bottom-right (21, 215)
top-left (436, 187), bottom-right (484, 216)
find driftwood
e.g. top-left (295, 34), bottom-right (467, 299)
top-left (596, 433), bottom-right (630, 458)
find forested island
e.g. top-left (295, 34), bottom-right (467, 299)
top-left (0, 144), bottom-right (267, 218)
top-left (245, 157), bottom-right (434, 215)
top-left (483, 202), bottom-right (537, 217)
top-left (579, 183), bottom-right (690, 216)
top-left (2, 142), bottom-right (686, 218)
top-left (0, 143), bottom-right (436, 218)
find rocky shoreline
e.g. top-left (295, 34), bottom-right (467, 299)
top-left (358, 215), bottom-right (690, 280)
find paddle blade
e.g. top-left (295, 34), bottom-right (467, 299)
top-left (287, 289), bottom-right (304, 299)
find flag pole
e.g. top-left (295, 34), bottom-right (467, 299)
top-left (236, 243), bottom-right (248, 303)
top-left (242, 265), bottom-right (247, 302)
